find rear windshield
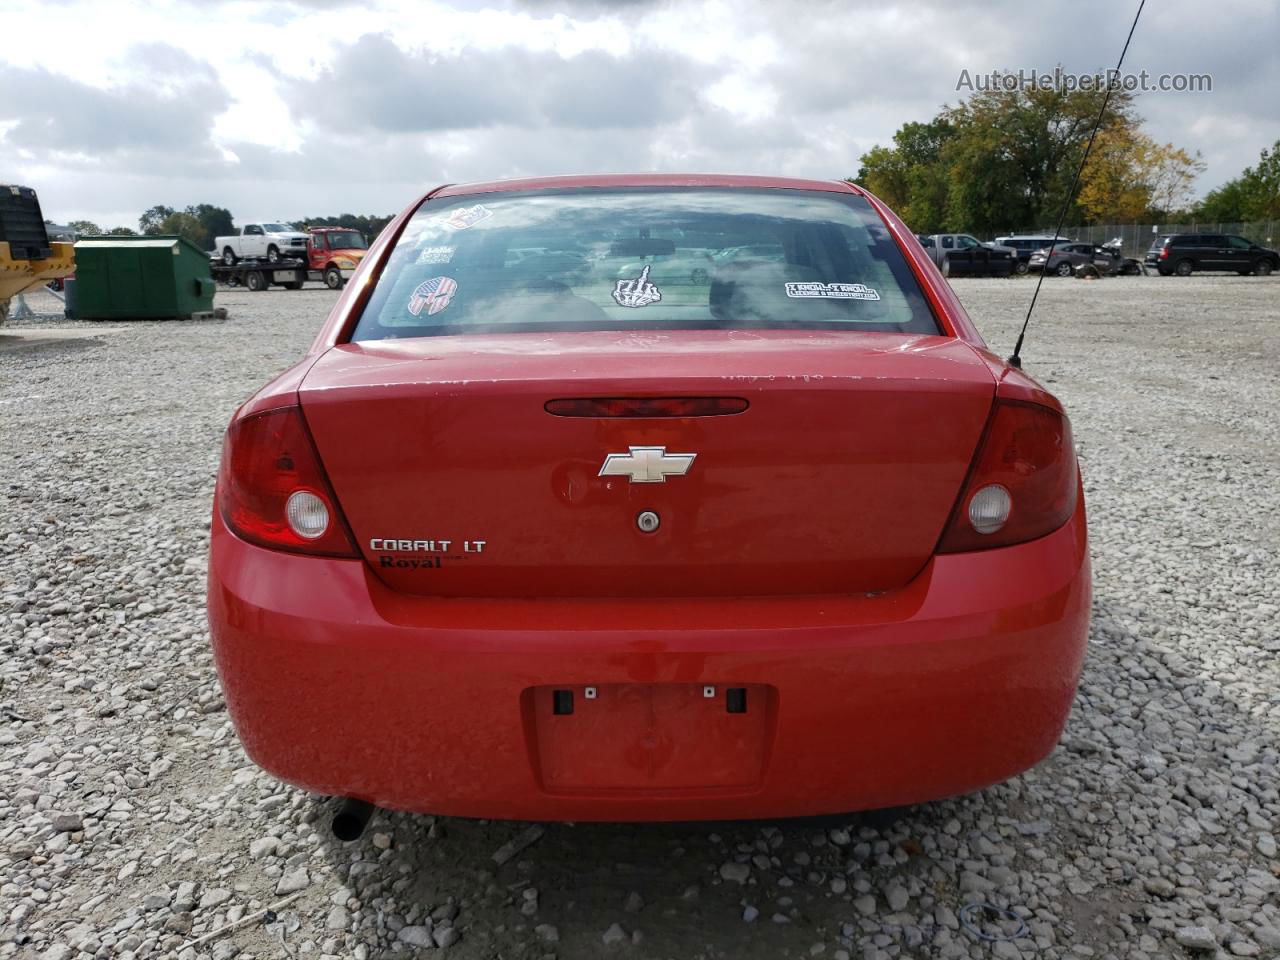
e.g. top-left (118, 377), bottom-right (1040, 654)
top-left (350, 188), bottom-right (939, 341)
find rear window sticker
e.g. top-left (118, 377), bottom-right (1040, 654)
top-left (442, 205), bottom-right (492, 231)
top-left (785, 282), bottom-right (881, 301)
top-left (408, 277), bottom-right (458, 316)
top-left (612, 264), bottom-right (663, 308)
top-left (416, 245), bottom-right (455, 265)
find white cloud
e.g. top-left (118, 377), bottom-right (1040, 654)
top-left (2, 0), bottom-right (1274, 227)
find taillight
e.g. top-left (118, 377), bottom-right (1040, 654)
top-left (217, 405), bottom-right (358, 557)
top-left (1159, 246), bottom-right (1169, 260)
top-left (937, 400), bottom-right (1078, 553)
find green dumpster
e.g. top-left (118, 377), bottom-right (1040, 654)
top-left (72, 235), bottom-right (216, 320)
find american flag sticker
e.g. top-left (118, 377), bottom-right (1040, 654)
top-left (407, 277), bottom-right (458, 316)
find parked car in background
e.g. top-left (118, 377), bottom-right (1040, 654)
top-left (208, 173), bottom-right (1089, 824)
top-left (916, 234), bottom-right (1016, 277)
top-left (1070, 239), bottom-right (1144, 278)
top-left (216, 222), bottom-right (310, 264)
top-left (1144, 234), bottom-right (1278, 277)
top-left (995, 235), bottom-right (1074, 275)
top-left (1027, 242), bottom-right (1101, 277)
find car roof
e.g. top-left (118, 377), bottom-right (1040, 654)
top-left (431, 173), bottom-right (863, 199)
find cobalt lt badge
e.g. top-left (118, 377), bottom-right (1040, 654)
top-left (612, 264), bottom-right (662, 308)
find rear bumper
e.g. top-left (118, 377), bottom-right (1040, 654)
top-left (207, 505), bottom-right (1090, 821)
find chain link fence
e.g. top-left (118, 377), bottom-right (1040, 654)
top-left (994, 221), bottom-right (1279, 255)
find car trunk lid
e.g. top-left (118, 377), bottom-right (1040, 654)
top-left (299, 330), bottom-right (995, 597)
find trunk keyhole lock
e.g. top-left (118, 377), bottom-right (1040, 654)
top-left (636, 510), bottom-right (660, 534)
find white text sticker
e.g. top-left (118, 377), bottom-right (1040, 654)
top-left (416, 245), bottom-right (455, 265)
top-left (784, 282), bottom-right (881, 301)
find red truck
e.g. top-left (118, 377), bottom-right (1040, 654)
top-left (306, 227), bottom-right (368, 288)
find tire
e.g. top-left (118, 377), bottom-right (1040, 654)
top-left (1255, 259), bottom-right (1274, 277)
top-left (1054, 261), bottom-right (1073, 277)
top-left (324, 266), bottom-right (344, 290)
top-left (266, 245), bottom-right (281, 264)
top-left (1014, 260), bottom-right (1029, 275)
top-left (1173, 259), bottom-right (1193, 277)
top-left (245, 270), bottom-right (267, 292)
top-left (282, 280), bottom-right (304, 290)
top-left (221, 247), bottom-right (238, 266)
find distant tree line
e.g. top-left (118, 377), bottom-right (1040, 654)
top-left (63, 207), bottom-right (394, 250)
top-left (1196, 139), bottom-right (1280, 222)
top-left (301, 213), bottom-right (395, 239)
top-left (854, 82), bottom-right (1210, 234)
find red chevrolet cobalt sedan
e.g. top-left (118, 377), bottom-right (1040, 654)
top-left (208, 174), bottom-right (1089, 823)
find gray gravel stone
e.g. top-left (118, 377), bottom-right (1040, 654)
top-left (433, 926), bottom-right (460, 948)
top-left (1175, 927), bottom-right (1218, 951)
top-left (276, 868), bottom-right (310, 895)
top-left (398, 925), bottom-right (434, 947)
top-left (49, 813), bottom-right (83, 832)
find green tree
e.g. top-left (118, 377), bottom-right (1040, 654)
top-left (1197, 140), bottom-right (1280, 221)
top-left (186, 204), bottom-right (235, 242)
top-left (855, 145), bottom-right (911, 211)
top-left (851, 77), bottom-right (1153, 235)
top-left (940, 84), bottom-right (1136, 234)
top-left (1197, 179), bottom-right (1253, 221)
top-left (156, 211), bottom-right (209, 249)
top-left (855, 119), bottom-right (956, 232)
top-left (104, 226), bottom-right (138, 236)
top-left (139, 205), bottom-right (175, 234)
top-left (67, 220), bottom-right (102, 237)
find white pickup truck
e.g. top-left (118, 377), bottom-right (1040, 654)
top-left (215, 222), bottom-right (310, 265)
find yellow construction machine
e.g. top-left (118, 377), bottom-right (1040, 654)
top-left (1, 185), bottom-right (76, 324)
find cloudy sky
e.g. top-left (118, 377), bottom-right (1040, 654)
top-left (3, 0), bottom-right (1276, 229)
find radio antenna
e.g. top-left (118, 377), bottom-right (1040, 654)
top-left (1008, 0), bottom-right (1146, 368)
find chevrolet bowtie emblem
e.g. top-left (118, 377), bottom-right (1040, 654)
top-left (599, 446), bottom-right (697, 483)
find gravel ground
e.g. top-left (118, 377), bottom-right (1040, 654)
top-left (2, 275), bottom-right (1279, 960)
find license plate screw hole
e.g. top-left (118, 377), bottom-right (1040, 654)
top-left (703, 685), bottom-right (716, 698)
top-left (584, 686), bottom-right (598, 700)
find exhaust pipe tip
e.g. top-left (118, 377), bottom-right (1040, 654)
top-left (331, 798), bottom-right (376, 842)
